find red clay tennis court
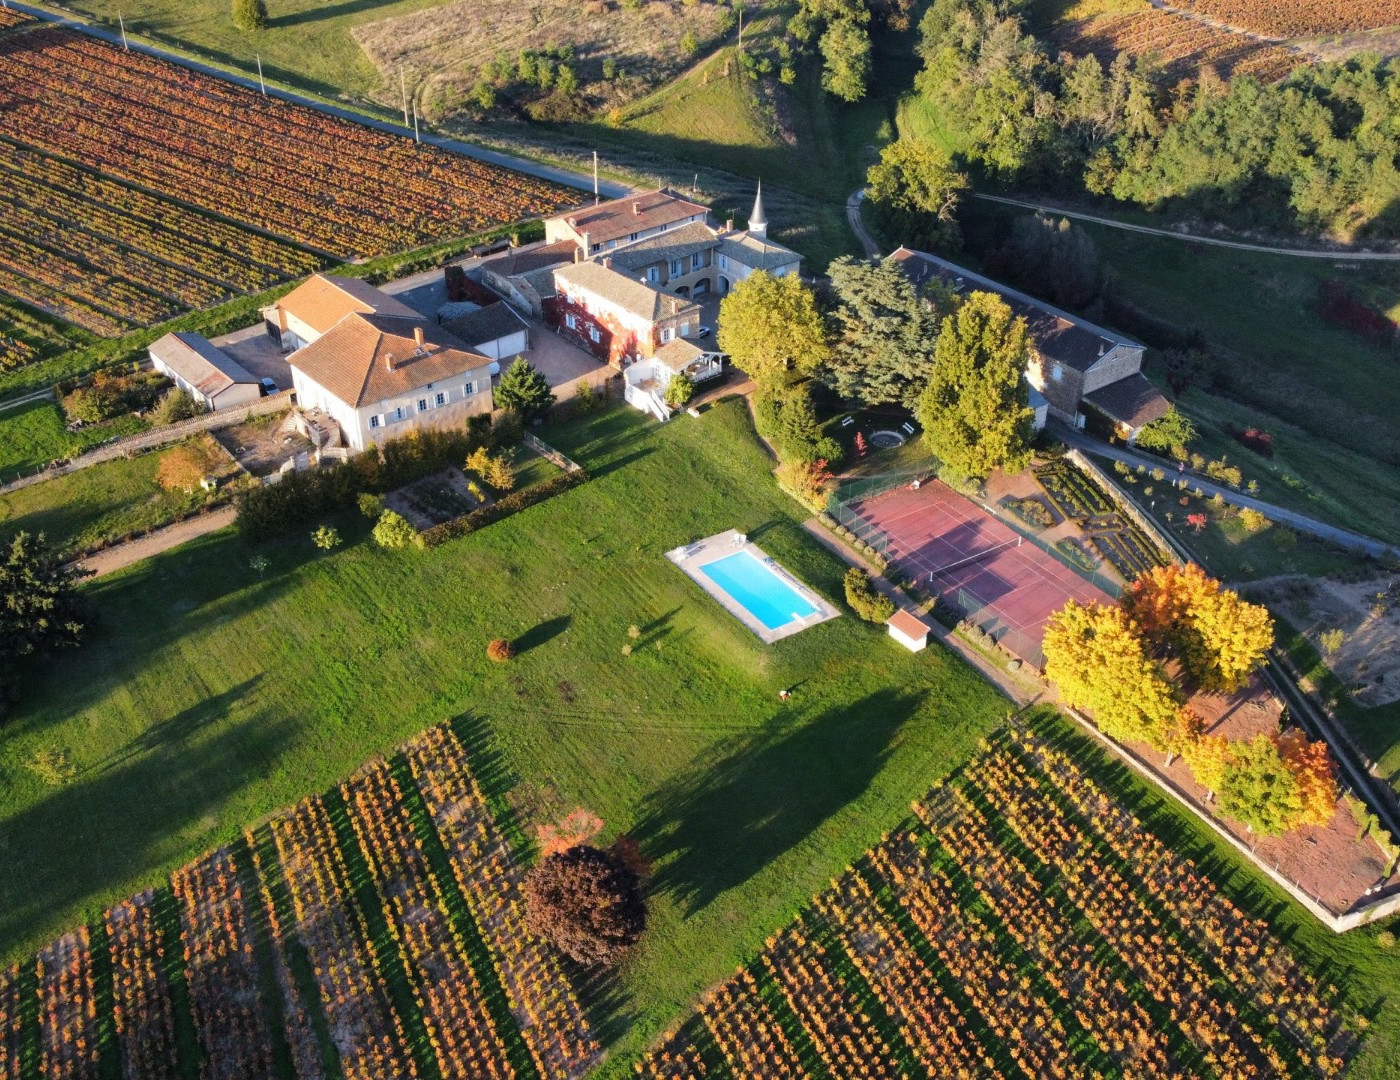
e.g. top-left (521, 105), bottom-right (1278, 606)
top-left (845, 481), bottom-right (1112, 665)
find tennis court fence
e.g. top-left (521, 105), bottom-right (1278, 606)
top-left (951, 585), bottom-right (1047, 672)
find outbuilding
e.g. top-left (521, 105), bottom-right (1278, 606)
top-left (147, 332), bottom-right (261, 412)
top-left (887, 608), bottom-right (931, 653)
top-left (439, 302), bottom-right (530, 363)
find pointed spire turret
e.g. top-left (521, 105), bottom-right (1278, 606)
top-left (748, 181), bottom-right (768, 237)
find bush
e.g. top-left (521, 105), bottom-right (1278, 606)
top-left (155, 436), bottom-right (224, 492)
top-left (523, 845), bottom-right (646, 965)
top-left (357, 492), bottom-right (384, 519)
top-left (231, 0), bottom-right (268, 31)
top-left (1238, 507), bottom-right (1269, 533)
top-left (487, 638), bottom-right (515, 662)
top-left (844, 567), bottom-right (895, 623)
top-left (372, 510), bottom-right (418, 549)
top-left (312, 525), bottom-right (342, 550)
top-left (1379, 930), bottom-right (1397, 950)
top-left (664, 372), bottom-right (695, 409)
top-left (1205, 458), bottom-right (1243, 488)
top-left (484, 455), bottom-right (516, 493)
top-left (151, 387), bottom-right (202, 426)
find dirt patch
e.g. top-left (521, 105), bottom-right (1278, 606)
top-left (213, 411), bottom-right (313, 478)
top-left (385, 468), bottom-right (488, 530)
top-left (1247, 573), bottom-right (1400, 707)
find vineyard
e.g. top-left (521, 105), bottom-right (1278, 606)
top-left (1176, 0), bottom-right (1400, 38)
top-left (0, 8), bottom-right (31, 29)
top-left (636, 719), bottom-right (1362, 1079)
top-left (0, 721), bottom-right (601, 1080)
top-left (1051, 8), bottom-right (1304, 83)
top-left (0, 25), bottom-right (580, 335)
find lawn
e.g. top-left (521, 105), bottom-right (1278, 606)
top-left (0, 439), bottom-right (238, 556)
top-left (0, 398), bottom-right (1007, 1066)
top-left (0, 398), bottom-right (147, 482)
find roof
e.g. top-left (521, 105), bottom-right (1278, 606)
top-left (553, 261), bottom-right (701, 324)
top-left (477, 239), bottom-right (580, 278)
top-left (1082, 373), bottom-right (1172, 430)
top-left (749, 182), bottom-right (767, 232)
top-left (441, 303), bottom-right (528, 346)
top-left (148, 332), bottom-right (258, 398)
top-left (1028, 385), bottom-right (1049, 410)
top-left (719, 231), bottom-right (802, 273)
top-left (553, 188), bottom-right (710, 246)
top-left (606, 222), bottom-right (718, 272)
top-left (287, 313), bottom-right (490, 409)
top-left (653, 338), bottom-right (706, 374)
top-left (888, 609), bottom-right (930, 639)
top-left (890, 248), bottom-right (1138, 373)
top-left (275, 273), bottom-right (419, 338)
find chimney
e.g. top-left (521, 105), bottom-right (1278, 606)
top-left (573, 246), bottom-right (582, 263)
top-left (603, 257), bottom-right (613, 270)
top-left (632, 201), bottom-right (640, 216)
top-left (582, 230), bottom-right (591, 255)
top-left (724, 219), bottom-right (733, 232)
top-left (414, 326), bottom-right (425, 348)
top-left (384, 352), bottom-right (396, 372)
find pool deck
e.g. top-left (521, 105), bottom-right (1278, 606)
top-left (666, 529), bottom-right (840, 644)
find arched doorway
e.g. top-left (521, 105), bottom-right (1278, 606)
top-left (693, 277), bottom-right (711, 296)
top-left (719, 276), bottom-right (731, 295)
top-left (675, 285), bottom-right (690, 298)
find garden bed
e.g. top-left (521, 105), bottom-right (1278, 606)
top-left (385, 468), bottom-right (490, 531)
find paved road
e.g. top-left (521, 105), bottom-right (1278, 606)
top-left (973, 193), bottom-right (1400, 261)
top-left (9, 1), bottom-right (631, 200)
top-left (1056, 424), bottom-right (1400, 559)
top-left (75, 505), bottom-right (236, 579)
top-left (846, 189), bottom-right (881, 259)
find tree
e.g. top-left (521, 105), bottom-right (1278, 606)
top-left (775, 457), bottom-right (834, 513)
top-left (1275, 729), bottom-right (1338, 827)
top-left (1217, 734), bottom-right (1305, 837)
top-left (1182, 731), bottom-right (1234, 798)
top-left (1135, 407), bottom-right (1198, 456)
top-left (664, 372), bottom-right (695, 409)
top-left (372, 510), bottom-right (418, 549)
top-left (988, 214), bottom-right (1103, 310)
top-left (495, 357), bottom-right (556, 420)
top-left (151, 387), bottom-right (202, 426)
top-left (231, 0), bottom-right (267, 31)
top-left (820, 17), bottom-right (872, 102)
top-left (844, 567), bottom-right (895, 622)
top-left (822, 256), bottom-right (941, 409)
top-left (523, 845), bottom-right (646, 964)
top-left (866, 137), bottom-right (969, 250)
top-left (536, 808), bottom-right (605, 858)
top-left (915, 291), bottom-right (1034, 480)
top-left (1042, 600), bottom-right (1180, 750)
top-left (717, 272), bottom-right (829, 390)
top-left (0, 532), bottom-right (85, 715)
top-left (311, 526), bottom-right (342, 551)
top-left (155, 437), bottom-right (223, 493)
top-left (485, 456), bottom-right (516, 493)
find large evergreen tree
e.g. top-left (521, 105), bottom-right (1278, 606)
top-left (821, 256), bottom-right (943, 409)
top-left (1, 532), bottom-right (86, 716)
top-left (915, 290), bottom-right (1034, 480)
top-left (494, 357), bottom-right (556, 420)
top-left (717, 272), bottom-right (829, 391)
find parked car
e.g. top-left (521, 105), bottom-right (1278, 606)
top-left (259, 377), bottom-right (278, 396)
top-left (694, 325), bottom-right (712, 339)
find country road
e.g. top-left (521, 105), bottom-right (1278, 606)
top-left (74, 505), bottom-right (237, 579)
top-left (846, 189), bottom-right (881, 259)
top-left (7, 1), bottom-right (632, 201)
top-left (972, 193), bottom-right (1400, 261)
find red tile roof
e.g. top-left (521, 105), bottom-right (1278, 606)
top-left (275, 273), bottom-right (419, 337)
top-left (888, 609), bottom-right (931, 639)
top-left (555, 189), bottom-right (709, 246)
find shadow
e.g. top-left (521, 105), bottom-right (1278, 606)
top-left (514, 615), bottom-right (572, 655)
top-left (635, 607), bottom-right (680, 649)
top-left (632, 688), bottom-right (922, 916)
top-left (96, 677), bottom-right (264, 771)
top-left (269, 0), bottom-right (404, 28)
top-left (746, 518), bottom-right (785, 543)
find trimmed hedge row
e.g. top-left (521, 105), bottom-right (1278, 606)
top-left (419, 470), bottom-right (589, 547)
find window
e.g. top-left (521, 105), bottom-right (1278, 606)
top-left (369, 414), bottom-right (381, 429)
top-left (647, 267), bottom-right (660, 284)
top-left (394, 406), bottom-right (407, 422)
top-left (628, 232), bottom-right (638, 242)
top-left (661, 327), bottom-right (674, 343)
top-left (607, 239), bottom-right (617, 249)
top-left (669, 259), bottom-right (683, 277)
top-left (463, 381), bottom-right (475, 396)
top-left (718, 254), bottom-right (728, 270)
top-left (588, 326), bottom-right (601, 343)
top-left (680, 322), bottom-right (690, 337)
top-left (691, 252), bottom-right (702, 271)
top-left (565, 313), bottom-right (577, 330)
top-left (418, 398), bottom-right (430, 413)
top-left (435, 391), bottom-right (447, 407)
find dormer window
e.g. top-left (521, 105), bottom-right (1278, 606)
top-left (1051, 363), bottom-right (1063, 382)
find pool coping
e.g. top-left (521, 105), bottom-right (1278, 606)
top-left (666, 529), bottom-right (840, 644)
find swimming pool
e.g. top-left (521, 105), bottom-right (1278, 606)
top-left (698, 550), bottom-right (820, 631)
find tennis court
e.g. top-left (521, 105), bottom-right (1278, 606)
top-left (845, 481), bottom-right (1112, 665)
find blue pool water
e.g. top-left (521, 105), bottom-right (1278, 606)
top-left (699, 550), bottom-right (819, 631)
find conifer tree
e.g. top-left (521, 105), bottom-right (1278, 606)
top-left (232, 0), bottom-right (268, 32)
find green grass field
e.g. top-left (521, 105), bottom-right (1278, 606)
top-left (0, 442), bottom-right (236, 555)
top-left (0, 399), bottom-right (148, 482)
top-left (0, 399), bottom-right (1007, 1064)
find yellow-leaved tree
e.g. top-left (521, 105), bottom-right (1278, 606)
top-left (1042, 601), bottom-right (1180, 750)
top-left (1274, 729), bottom-right (1339, 827)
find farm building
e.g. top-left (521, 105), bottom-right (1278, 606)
top-left (550, 259), bottom-right (704, 367)
top-left (262, 273), bottom-right (419, 353)
top-left (439, 302), bottom-right (530, 362)
top-left (287, 315), bottom-right (493, 453)
top-left (476, 240), bottom-right (581, 318)
top-left (147, 331), bottom-right (261, 412)
top-left (891, 248), bottom-right (1170, 442)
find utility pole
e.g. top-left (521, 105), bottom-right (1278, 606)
top-left (400, 69), bottom-right (409, 128)
top-left (737, 3), bottom-right (743, 50)
top-left (256, 53), bottom-right (266, 97)
top-left (593, 150), bottom-right (599, 198)
top-left (118, 13), bottom-right (129, 51)
top-left (412, 101), bottom-right (420, 143)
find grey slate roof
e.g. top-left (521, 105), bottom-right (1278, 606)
top-left (441, 303), bottom-right (528, 346)
top-left (148, 332), bottom-right (258, 398)
top-left (890, 247), bottom-right (1137, 374)
top-left (1082, 373), bottom-right (1172, 431)
top-left (718, 231), bottom-right (801, 273)
top-left (606, 222), bottom-right (718, 271)
top-left (477, 239), bottom-right (580, 277)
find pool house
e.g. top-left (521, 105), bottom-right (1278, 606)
top-left (623, 339), bottom-right (724, 421)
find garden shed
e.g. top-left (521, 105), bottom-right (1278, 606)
top-left (888, 609), bottom-right (931, 653)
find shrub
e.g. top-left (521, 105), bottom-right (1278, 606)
top-left (1006, 496), bottom-right (1053, 530)
top-left (1205, 458), bottom-right (1243, 488)
top-left (311, 525), bottom-right (342, 550)
top-left (523, 845), bottom-right (646, 965)
top-left (487, 638), bottom-right (515, 662)
top-left (844, 567), bottom-right (895, 623)
top-left (485, 455), bottom-right (516, 493)
top-left (1379, 930), bottom-right (1397, 950)
top-left (372, 510), bottom-right (418, 549)
top-left (664, 372), bottom-right (695, 409)
top-left (156, 436), bottom-right (224, 492)
top-left (151, 387), bottom-right (202, 426)
top-left (680, 29), bottom-right (699, 56)
top-left (775, 458), bottom-right (833, 514)
top-left (1238, 507), bottom-right (1269, 533)
top-left (231, 0), bottom-right (268, 31)
top-left (357, 492), bottom-right (384, 519)
top-left (1319, 628), bottom-right (1347, 658)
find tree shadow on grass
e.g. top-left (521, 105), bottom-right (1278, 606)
top-left (633, 687), bottom-right (923, 917)
top-left (515, 615), bottom-right (572, 655)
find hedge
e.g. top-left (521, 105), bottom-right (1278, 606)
top-left (419, 470), bottom-right (589, 546)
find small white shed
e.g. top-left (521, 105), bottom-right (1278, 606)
top-left (888, 609), bottom-right (931, 653)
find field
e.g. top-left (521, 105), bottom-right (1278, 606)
top-left (0, 26), bottom-right (580, 334)
top-left (0, 399), bottom-right (149, 483)
top-left (638, 717), bottom-right (1386, 1078)
top-left (0, 400), bottom-right (1007, 1066)
top-left (1176, 0), bottom-right (1400, 38)
top-left (1049, 7), bottom-right (1305, 83)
